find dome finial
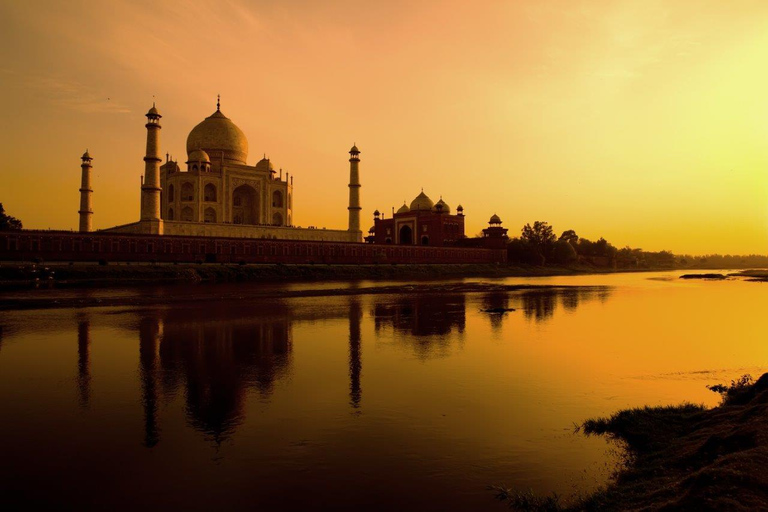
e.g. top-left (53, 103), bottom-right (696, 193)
top-left (216, 94), bottom-right (220, 111)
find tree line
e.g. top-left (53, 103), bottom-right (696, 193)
top-left (507, 221), bottom-right (768, 269)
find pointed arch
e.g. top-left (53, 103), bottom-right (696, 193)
top-left (272, 190), bottom-right (283, 207)
top-left (181, 182), bottom-right (194, 202)
top-left (204, 183), bottom-right (217, 202)
top-left (232, 185), bottom-right (259, 225)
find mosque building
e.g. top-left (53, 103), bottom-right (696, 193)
top-left (366, 191), bottom-right (466, 246)
top-left (91, 99), bottom-right (362, 243)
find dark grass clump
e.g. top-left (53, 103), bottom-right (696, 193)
top-left (493, 373), bottom-right (768, 511)
top-left (581, 403), bottom-right (706, 453)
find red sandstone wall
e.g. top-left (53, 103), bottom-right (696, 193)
top-left (0, 231), bottom-right (506, 265)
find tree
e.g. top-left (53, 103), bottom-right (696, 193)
top-left (551, 239), bottom-right (578, 265)
top-left (521, 221), bottom-right (556, 265)
top-left (559, 229), bottom-right (579, 245)
top-left (0, 203), bottom-right (22, 231)
top-left (506, 237), bottom-right (540, 265)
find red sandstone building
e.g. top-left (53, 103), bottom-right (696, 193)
top-left (367, 191), bottom-right (466, 246)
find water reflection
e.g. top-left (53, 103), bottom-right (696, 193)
top-left (72, 287), bottom-right (612, 447)
top-left (481, 291), bottom-right (511, 330)
top-left (76, 317), bottom-right (91, 408)
top-left (372, 294), bottom-right (466, 359)
top-left (520, 287), bottom-right (612, 322)
top-left (135, 305), bottom-right (294, 444)
top-left (138, 317), bottom-right (160, 447)
top-left (348, 297), bottom-right (363, 409)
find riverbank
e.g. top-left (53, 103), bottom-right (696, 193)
top-left (0, 262), bottom-right (657, 289)
top-left (3, 261), bottom-right (758, 290)
top-left (0, 281), bottom-right (597, 311)
top-left (494, 374), bottom-right (768, 511)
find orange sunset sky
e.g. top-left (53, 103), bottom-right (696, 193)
top-left (1, 0), bottom-right (767, 255)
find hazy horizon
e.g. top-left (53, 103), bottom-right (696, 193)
top-left (1, 0), bottom-right (767, 255)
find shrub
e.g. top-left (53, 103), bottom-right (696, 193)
top-left (707, 374), bottom-right (754, 405)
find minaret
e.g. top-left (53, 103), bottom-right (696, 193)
top-left (78, 150), bottom-right (93, 232)
top-left (140, 104), bottom-right (163, 234)
top-left (347, 144), bottom-right (362, 241)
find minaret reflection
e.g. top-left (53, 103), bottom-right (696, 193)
top-left (76, 317), bottom-right (92, 408)
top-left (348, 297), bottom-right (363, 410)
top-left (139, 316), bottom-right (161, 448)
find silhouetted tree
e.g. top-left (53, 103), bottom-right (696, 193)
top-left (507, 237), bottom-right (540, 265)
top-left (521, 221), bottom-right (556, 265)
top-left (559, 229), bottom-right (579, 246)
top-left (0, 203), bottom-right (22, 231)
top-left (551, 239), bottom-right (578, 264)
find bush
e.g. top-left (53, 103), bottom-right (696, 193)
top-left (707, 374), bottom-right (754, 405)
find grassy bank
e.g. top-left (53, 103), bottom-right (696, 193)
top-left (493, 374), bottom-right (768, 511)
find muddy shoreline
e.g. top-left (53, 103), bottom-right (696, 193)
top-left (0, 262), bottom-right (637, 291)
top-left (0, 281), bottom-right (601, 311)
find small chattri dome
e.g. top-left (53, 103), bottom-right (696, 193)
top-left (489, 214), bottom-right (502, 224)
top-left (368, 225), bottom-right (375, 233)
top-left (433, 198), bottom-right (450, 214)
top-left (350, 144), bottom-right (360, 153)
top-left (373, 209), bottom-right (380, 216)
top-left (409, 191), bottom-right (434, 211)
top-left (81, 150), bottom-right (92, 160)
top-left (147, 105), bottom-right (160, 117)
top-left (255, 157), bottom-right (275, 172)
top-left (397, 202), bottom-right (410, 214)
top-left (187, 149), bottom-right (210, 163)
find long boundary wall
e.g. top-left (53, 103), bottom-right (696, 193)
top-left (0, 230), bottom-right (506, 265)
top-left (104, 220), bottom-right (359, 242)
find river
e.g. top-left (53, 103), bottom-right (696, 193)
top-left (0, 270), bottom-right (765, 510)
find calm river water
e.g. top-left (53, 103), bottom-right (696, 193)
top-left (0, 271), bottom-right (766, 510)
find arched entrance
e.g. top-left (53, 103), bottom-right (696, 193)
top-left (272, 212), bottom-right (283, 226)
top-left (421, 236), bottom-right (429, 245)
top-left (204, 207), bottom-right (216, 223)
top-left (399, 225), bottom-right (413, 245)
top-left (232, 185), bottom-right (259, 225)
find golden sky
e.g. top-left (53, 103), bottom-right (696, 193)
top-left (1, 0), bottom-right (767, 254)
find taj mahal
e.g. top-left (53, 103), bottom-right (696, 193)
top-left (82, 98), bottom-right (363, 243)
top-left (1, 99), bottom-right (509, 265)
top-left (69, 98), bottom-right (510, 255)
